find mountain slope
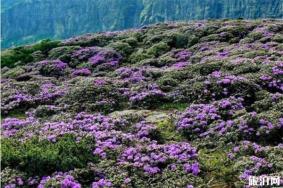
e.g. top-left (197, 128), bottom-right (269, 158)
top-left (1, 20), bottom-right (283, 187)
top-left (2, 0), bottom-right (283, 48)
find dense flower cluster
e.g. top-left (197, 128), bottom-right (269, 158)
top-left (71, 47), bottom-right (99, 61)
top-left (35, 173), bottom-right (81, 188)
top-left (228, 141), bottom-right (268, 160)
top-left (116, 67), bottom-right (146, 83)
top-left (236, 113), bottom-right (283, 140)
top-left (226, 141), bottom-right (282, 183)
top-left (128, 84), bottom-right (166, 106)
top-left (177, 97), bottom-right (244, 137)
top-left (91, 179), bottom-right (112, 188)
top-left (272, 62), bottom-right (283, 76)
top-left (174, 50), bottom-right (192, 61)
top-left (260, 75), bottom-right (283, 91)
top-left (72, 68), bottom-right (92, 77)
top-left (1, 81), bottom-right (66, 114)
top-left (259, 62), bottom-right (283, 92)
top-left (37, 60), bottom-right (68, 76)
top-left (1, 117), bottom-right (35, 138)
top-left (171, 61), bottom-right (191, 69)
top-left (210, 71), bottom-right (246, 86)
top-left (119, 142), bottom-right (199, 176)
top-left (71, 47), bottom-right (122, 70)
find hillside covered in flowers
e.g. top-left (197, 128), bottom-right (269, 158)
top-left (1, 19), bottom-right (283, 187)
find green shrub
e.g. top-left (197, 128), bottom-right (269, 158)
top-left (48, 46), bottom-right (80, 63)
top-left (32, 39), bottom-right (61, 55)
top-left (31, 50), bottom-right (45, 62)
top-left (247, 32), bottom-right (263, 41)
top-left (107, 41), bottom-right (133, 56)
top-left (122, 37), bottom-right (138, 46)
top-left (1, 47), bottom-right (34, 68)
top-left (2, 67), bottom-right (25, 78)
top-left (1, 39), bottom-right (60, 68)
top-left (198, 149), bottom-right (238, 187)
top-left (243, 50), bottom-right (268, 58)
top-left (61, 78), bottom-right (127, 113)
top-left (158, 103), bottom-right (188, 111)
top-left (164, 32), bottom-right (188, 48)
top-left (191, 61), bottom-right (223, 75)
top-left (1, 134), bottom-right (97, 177)
top-left (224, 62), bottom-right (260, 75)
top-left (155, 119), bottom-right (183, 142)
top-left (147, 42), bottom-right (170, 57)
top-left (187, 34), bottom-right (199, 47)
top-left (157, 76), bottom-right (179, 91)
top-left (199, 34), bottom-right (219, 42)
top-left (272, 34), bottom-right (283, 43)
top-left (129, 48), bottom-right (153, 63)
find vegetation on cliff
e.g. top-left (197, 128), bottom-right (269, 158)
top-left (1, 19), bottom-right (283, 187)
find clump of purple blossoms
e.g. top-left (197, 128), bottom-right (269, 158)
top-left (177, 96), bottom-right (244, 137)
top-left (37, 60), bottom-right (68, 76)
top-left (1, 82), bottom-right (67, 114)
top-left (260, 75), bottom-right (283, 91)
top-left (37, 82), bottom-right (67, 102)
top-left (209, 71), bottom-right (246, 85)
top-left (91, 179), bottom-right (112, 188)
top-left (1, 91), bottom-right (33, 113)
top-left (177, 103), bottom-right (220, 133)
top-left (228, 141), bottom-right (268, 160)
top-left (128, 84), bottom-right (166, 106)
top-left (237, 112), bottom-right (283, 139)
top-left (72, 68), bottom-right (91, 77)
top-left (171, 61), bottom-right (191, 69)
top-left (36, 173), bottom-right (81, 188)
top-left (227, 141), bottom-right (280, 182)
top-left (1, 117), bottom-right (34, 138)
top-left (116, 67), bottom-right (146, 83)
top-left (119, 142), bottom-right (199, 176)
top-left (72, 47), bottom-right (122, 69)
top-left (217, 50), bottom-right (229, 58)
top-left (71, 47), bottom-right (98, 61)
top-left (88, 49), bottom-right (122, 68)
top-left (259, 62), bottom-right (283, 92)
top-left (174, 50), bottom-right (192, 61)
top-left (272, 62), bottom-right (283, 76)
top-left (92, 179), bottom-right (112, 188)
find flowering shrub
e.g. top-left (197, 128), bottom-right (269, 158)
top-left (71, 47), bottom-right (122, 70)
top-left (1, 81), bottom-right (66, 114)
top-left (177, 97), bottom-right (244, 138)
top-left (72, 68), bottom-right (92, 77)
top-left (61, 78), bottom-right (126, 113)
top-left (37, 59), bottom-right (68, 77)
top-left (1, 20), bottom-right (283, 187)
top-left (122, 83), bottom-right (167, 108)
top-left (119, 142), bottom-right (199, 176)
top-left (227, 141), bottom-right (282, 185)
top-left (116, 67), bottom-right (146, 83)
top-left (260, 62), bottom-right (283, 92)
top-left (37, 173), bottom-right (81, 188)
top-left (92, 179), bottom-right (112, 188)
top-left (174, 50), bottom-right (192, 61)
top-left (236, 113), bottom-right (283, 142)
top-left (1, 118), bottom-right (32, 138)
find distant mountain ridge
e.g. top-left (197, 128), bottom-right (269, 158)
top-left (2, 0), bottom-right (283, 48)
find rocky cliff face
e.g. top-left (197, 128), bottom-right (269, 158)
top-left (2, 0), bottom-right (283, 48)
